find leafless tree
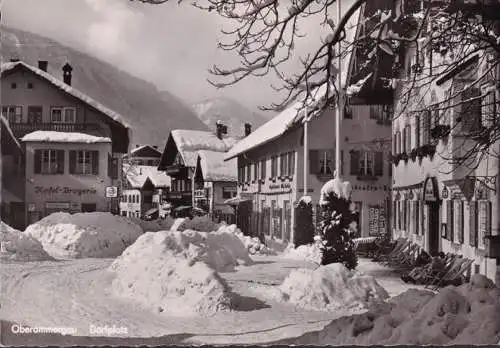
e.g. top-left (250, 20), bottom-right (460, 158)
top-left (135, 0), bottom-right (500, 174)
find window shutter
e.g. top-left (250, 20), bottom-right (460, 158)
top-left (458, 201), bottom-right (464, 244)
top-left (34, 149), bottom-right (42, 174)
top-left (374, 151), bottom-right (383, 176)
top-left (393, 200), bottom-right (397, 229)
top-left (460, 87), bottom-right (481, 133)
top-left (340, 150), bottom-right (344, 175)
top-left (393, 133), bottom-right (397, 154)
top-left (469, 201), bottom-right (478, 247)
top-left (56, 150), bottom-right (65, 174)
top-left (107, 153), bottom-right (112, 178)
top-left (407, 125), bottom-right (412, 151)
top-left (92, 151), bottom-right (99, 175)
top-left (309, 150), bottom-right (318, 174)
top-left (414, 114), bottom-right (420, 148)
top-left (350, 150), bottom-right (360, 175)
top-left (69, 151), bottom-right (76, 174)
top-left (112, 158), bottom-right (118, 179)
top-left (485, 201), bottom-right (492, 237)
top-left (422, 110), bottom-right (430, 145)
top-left (481, 89), bottom-right (496, 128)
top-left (402, 127), bottom-right (407, 153)
top-left (447, 200), bottom-right (454, 241)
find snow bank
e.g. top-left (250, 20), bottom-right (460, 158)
top-left (0, 221), bottom-right (53, 261)
top-left (218, 224), bottom-right (276, 255)
top-left (111, 228), bottom-right (254, 316)
top-left (283, 239), bottom-right (322, 264)
top-left (269, 263), bottom-right (388, 312)
top-left (278, 274), bottom-right (500, 345)
top-left (133, 217), bottom-right (175, 232)
top-left (171, 218), bottom-right (186, 231)
top-left (24, 212), bottom-right (143, 259)
top-left (21, 131), bottom-right (111, 143)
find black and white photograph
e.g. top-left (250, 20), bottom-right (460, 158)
top-left (1, 0), bottom-right (500, 345)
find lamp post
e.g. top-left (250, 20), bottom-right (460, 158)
top-left (303, 104), bottom-right (309, 197)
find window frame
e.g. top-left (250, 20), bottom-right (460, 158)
top-left (2, 106), bottom-right (23, 123)
top-left (50, 106), bottom-right (77, 124)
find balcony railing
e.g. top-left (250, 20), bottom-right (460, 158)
top-left (165, 165), bottom-right (188, 177)
top-left (9, 122), bottom-right (101, 138)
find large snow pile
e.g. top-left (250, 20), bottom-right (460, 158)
top-left (268, 263), bottom-right (389, 312)
top-left (171, 218), bottom-right (186, 231)
top-left (218, 224), bottom-right (276, 255)
top-left (24, 212), bottom-right (143, 259)
top-left (275, 274), bottom-right (500, 345)
top-left (111, 229), bottom-right (254, 316)
top-left (133, 217), bottom-right (175, 232)
top-left (282, 237), bottom-right (323, 264)
top-left (0, 221), bottom-right (53, 261)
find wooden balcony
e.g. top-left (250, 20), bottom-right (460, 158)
top-left (165, 190), bottom-right (192, 201)
top-left (164, 165), bottom-right (188, 177)
top-left (9, 122), bottom-right (101, 138)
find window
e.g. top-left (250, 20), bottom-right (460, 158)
top-left (287, 151), bottom-right (295, 176)
top-left (359, 151), bottom-right (374, 176)
top-left (238, 166), bottom-right (244, 183)
top-left (419, 110), bottom-right (431, 145)
top-left (69, 150), bottom-right (99, 175)
top-left (374, 152), bottom-right (383, 176)
top-left (279, 153), bottom-right (288, 177)
top-left (34, 149), bottom-right (64, 174)
top-left (10, 82), bottom-right (17, 89)
top-left (459, 87), bottom-right (482, 133)
top-left (310, 149), bottom-right (333, 176)
top-left (271, 156), bottom-right (278, 178)
top-left (414, 113), bottom-right (420, 148)
top-left (246, 164), bottom-right (251, 182)
top-left (222, 186), bottom-right (237, 199)
top-left (51, 107), bottom-right (76, 123)
top-left (28, 106), bottom-right (43, 124)
top-left (260, 158), bottom-right (266, 180)
top-left (453, 200), bottom-right (464, 243)
top-left (481, 88), bottom-right (496, 128)
top-left (478, 200), bottom-right (492, 250)
top-left (27, 82), bottom-right (34, 89)
top-left (344, 104), bottom-right (353, 119)
top-left (2, 106), bottom-right (22, 123)
top-left (253, 162), bottom-right (259, 181)
top-left (405, 125), bottom-right (411, 152)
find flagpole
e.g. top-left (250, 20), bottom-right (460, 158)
top-left (335, 0), bottom-right (342, 180)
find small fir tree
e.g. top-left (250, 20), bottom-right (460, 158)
top-left (318, 178), bottom-right (358, 270)
top-left (293, 196), bottom-right (315, 247)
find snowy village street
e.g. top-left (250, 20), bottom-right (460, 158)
top-left (0, 248), bottom-right (419, 345)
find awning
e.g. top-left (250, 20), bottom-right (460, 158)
top-left (144, 208), bottom-right (159, 216)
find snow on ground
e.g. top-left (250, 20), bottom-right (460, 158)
top-left (218, 224), bottom-right (276, 255)
top-left (110, 229), bottom-right (253, 316)
top-left (258, 263), bottom-right (389, 312)
top-left (24, 212), bottom-right (143, 259)
top-left (0, 221), bottom-right (53, 262)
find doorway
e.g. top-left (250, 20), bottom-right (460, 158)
top-left (427, 202), bottom-right (440, 256)
top-left (81, 203), bottom-right (97, 213)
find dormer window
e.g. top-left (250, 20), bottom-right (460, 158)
top-left (51, 107), bottom-right (76, 123)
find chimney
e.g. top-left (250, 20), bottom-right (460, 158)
top-left (244, 123), bottom-right (252, 137)
top-left (38, 60), bottom-right (48, 72)
top-left (62, 62), bottom-right (73, 85)
top-left (153, 145), bottom-right (158, 149)
top-left (215, 120), bottom-right (227, 140)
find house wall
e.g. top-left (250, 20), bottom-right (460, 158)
top-left (119, 189), bottom-right (142, 218)
top-left (391, 40), bottom-right (499, 281)
top-left (24, 141), bottom-right (113, 224)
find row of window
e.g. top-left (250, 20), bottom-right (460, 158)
top-left (132, 159), bottom-right (160, 166)
top-left (121, 193), bottom-right (140, 204)
top-left (238, 151), bottom-right (295, 183)
top-left (33, 149), bottom-right (99, 175)
top-left (171, 178), bottom-right (192, 192)
top-left (9, 81), bottom-right (34, 90)
top-left (121, 210), bottom-right (140, 218)
top-left (2, 105), bottom-right (77, 124)
top-left (344, 104), bottom-right (393, 123)
top-left (393, 199), bottom-right (492, 249)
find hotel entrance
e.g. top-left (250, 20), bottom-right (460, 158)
top-left (423, 176), bottom-right (441, 256)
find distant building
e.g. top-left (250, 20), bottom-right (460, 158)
top-left (193, 150), bottom-right (237, 222)
top-left (120, 164), bottom-right (171, 219)
top-left (123, 144), bottom-right (161, 167)
top-left (1, 60), bottom-right (130, 228)
top-left (157, 122), bottom-right (239, 214)
top-left (1, 114), bottom-right (23, 228)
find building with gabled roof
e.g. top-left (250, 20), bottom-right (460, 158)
top-left (1, 60), bottom-right (130, 228)
top-left (157, 122), bottom-right (239, 211)
top-left (193, 150), bottom-right (237, 222)
top-left (123, 144), bottom-right (162, 166)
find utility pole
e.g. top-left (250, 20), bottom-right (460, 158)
top-left (335, 0), bottom-right (343, 179)
top-left (303, 104), bottom-right (309, 197)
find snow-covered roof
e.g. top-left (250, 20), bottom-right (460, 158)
top-left (21, 131), bottom-right (111, 143)
top-left (197, 150), bottom-right (237, 182)
top-left (1, 114), bottom-right (21, 150)
top-left (170, 129), bottom-right (236, 168)
top-left (124, 164), bottom-right (171, 189)
top-left (129, 145), bottom-right (162, 156)
top-left (225, 83), bottom-right (334, 160)
top-left (1, 61), bottom-right (131, 130)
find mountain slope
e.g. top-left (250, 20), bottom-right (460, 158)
top-left (191, 97), bottom-right (271, 137)
top-left (1, 26), bottom-right (208, 149)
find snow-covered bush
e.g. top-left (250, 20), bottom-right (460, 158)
top-left (110, 229), bottom-right (254, 316)
top-left (268, 263), bottom-right (388, 312)
top-left (24, 212), bottom-right (143, 259)
top-left (1, 221), bottom-right (53, 261)
top-left (293, 196), bottom-right (315, 248)
top-left (218, 224), bottom-right (276, 255)
top-left (177, 216), bottom-right (221, 232)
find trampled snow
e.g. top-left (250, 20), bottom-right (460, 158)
top-left (21, 131), bottom-right (112, 143)
top-left (259, 263), bottom-right (389, 312)
top-left (24, 212), bottom-right (143, 259)
top-left (0, 221), bottom-right (53, 262)
top-left (110, 229), bottom-right (254, 316)
top-left (283, 241), bottom-right (323, 264)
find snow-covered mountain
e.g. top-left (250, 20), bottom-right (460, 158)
top-left (1, 26), bottom-right (208, 149)
top-left (192, 98), bottom-right (271, 137)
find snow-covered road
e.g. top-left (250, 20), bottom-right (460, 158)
top-left (0, 255), bottom-right (418, 345)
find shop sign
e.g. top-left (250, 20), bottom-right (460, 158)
top-left (105, 186), bottom-right (118, 198)
top-left (266, 182), bottom-right (292, 194)
top-left (423, 177), bottom-right (439, 202)
top-left (35, 186), bottom-right (97, 196)
top-left (45, 202), bottom-right (70, 209)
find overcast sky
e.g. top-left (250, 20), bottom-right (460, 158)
top-left (2, 0), bottom-right (355, 114)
